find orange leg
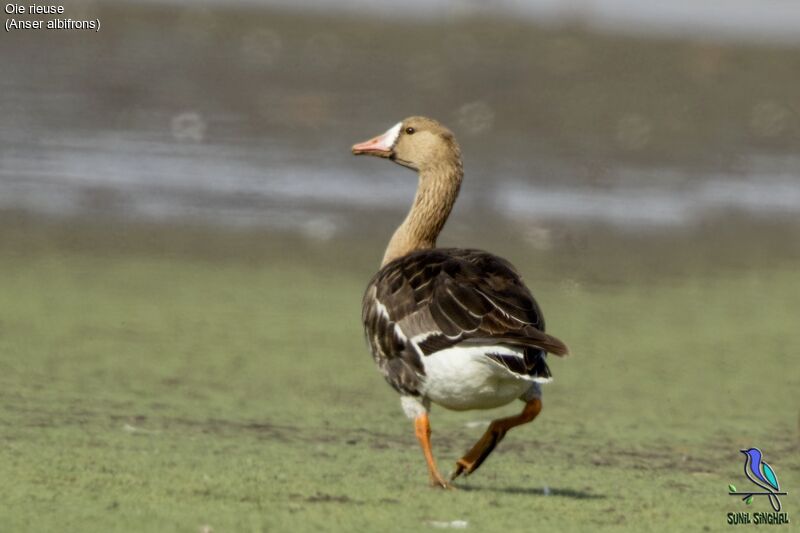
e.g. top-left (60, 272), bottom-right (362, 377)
top-left (414, 413), bottom-right (451, 488)
top-left (451, 398), bottom-right (542, 481)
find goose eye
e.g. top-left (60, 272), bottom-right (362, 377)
top-left (405, 127), bottom-right (415, 135)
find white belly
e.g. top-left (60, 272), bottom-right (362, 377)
top-left (419, 345), bottom-right (536, 411)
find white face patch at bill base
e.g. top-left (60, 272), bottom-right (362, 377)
top-left (351, 122), bottom-right (403, 154)
top-left (375, 122), bottom-right (402, 151)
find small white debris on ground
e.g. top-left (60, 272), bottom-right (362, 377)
top-left (428, 520), bottom-right (468, 529)
top-left (121, 424), bottom-right (158, 434)
top-left (464, 420), bottom-right (489, 429)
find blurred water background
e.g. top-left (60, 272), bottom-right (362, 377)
top-left (2, 0), bottom-right (799, 264)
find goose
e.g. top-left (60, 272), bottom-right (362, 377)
top-left (352, 116), bottom-right (569, 488)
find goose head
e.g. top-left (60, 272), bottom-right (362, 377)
top-left (351, 116), bottom-right (460, 172)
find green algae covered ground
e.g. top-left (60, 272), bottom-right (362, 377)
top-left (0, 219), bottom-right (798, 532)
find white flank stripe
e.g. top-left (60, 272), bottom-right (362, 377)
top-left (374, 298), bottom-right (409, 343)
top-left (410, 331), bottom-right (438, 344)
top-left (373, 299), bottom-right (389, 319)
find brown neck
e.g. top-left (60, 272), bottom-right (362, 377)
top-left (382, 159), bottom-right (463, 266)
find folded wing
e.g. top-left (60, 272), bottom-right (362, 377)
top-left (362, 248), bottom-right (569, 395)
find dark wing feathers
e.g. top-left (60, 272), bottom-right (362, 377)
top-left (430, 281), bottom-right (483, 335)
top-left (524, 348), bottom-right (552, 379)
top-left (416, 333), bottom-right (456, 355)
top-left (362, 285), bottom-right (424, 395)
top-left (362, 248), bottom-right (568, 393)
